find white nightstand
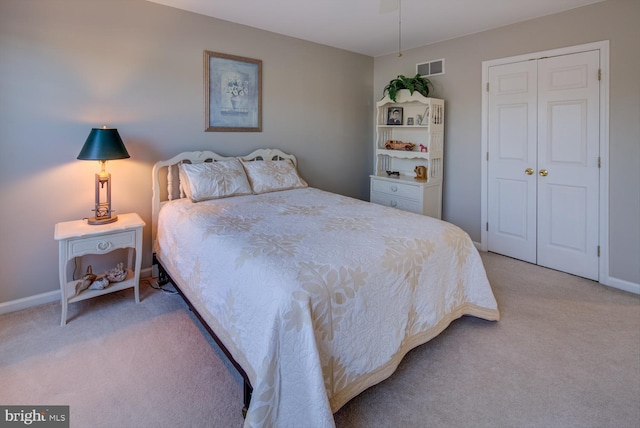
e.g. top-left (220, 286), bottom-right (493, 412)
top-left (54, 213), bottom-right (145, 326)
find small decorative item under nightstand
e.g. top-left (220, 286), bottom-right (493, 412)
top-left (54, 213), bottom-right (145, 326)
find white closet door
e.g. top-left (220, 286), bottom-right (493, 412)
top-left (536, 51), bottom-right (600, 280)
top-left (487, 60), bottom-right (538, 263)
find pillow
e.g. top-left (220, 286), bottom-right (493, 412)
top-left (241, 159), bottom-right (308, 194)
top-left (178, 159), bottom-right (252, 202)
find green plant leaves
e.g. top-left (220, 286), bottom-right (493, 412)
top-left (382, 74), bottom-right (433, 102)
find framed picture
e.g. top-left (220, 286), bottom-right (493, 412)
top-left (407, 117), bottom-right (414, 125)
top-left (204, 51), bottom-right (262, 132)
top-left (387, 107), bottom-right (403, 125)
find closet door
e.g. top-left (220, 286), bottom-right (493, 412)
top-left (537, 51), bottom-right (600, 280)
top-left (487, 60), bottom-right (538, 263)
top-left (487, 50), bottom-right (600, 280)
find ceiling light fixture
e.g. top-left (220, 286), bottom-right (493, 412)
top-left (397, 0), bottom-right (403, 57)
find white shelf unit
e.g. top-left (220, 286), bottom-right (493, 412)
top-left (370, 91), bottom-right (444, 218)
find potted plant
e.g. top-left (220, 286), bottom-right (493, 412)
top-left (382, 74), bottom-right (433, 102)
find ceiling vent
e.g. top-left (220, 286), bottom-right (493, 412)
top-left (417, 59), bottom-right (444, 77)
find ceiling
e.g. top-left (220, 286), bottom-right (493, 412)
top-left (145, 0), bottom-right (605, 57)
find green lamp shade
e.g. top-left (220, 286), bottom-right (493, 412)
top-left (77, 128), bottom-right (130, 161)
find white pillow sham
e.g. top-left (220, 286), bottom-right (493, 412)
top-left (178, 159), bottom-right (252, 202)
top-left (241, 159), bottom-right (308, 194)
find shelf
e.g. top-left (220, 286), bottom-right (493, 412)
top-left (376, 149), bottom-right (429, 159)
top-left (377, 125), bottom-right (429, 129)
top-left (372, 93), bottom-right (444, 218)
top-left (370, 173), bottom-right (441, 185)
top-left (377, 91), bottom-right (439, 106)
top-left (66, 268), bottom-right (135, 304)
top-left (370, 173), bottom-right (425, 184)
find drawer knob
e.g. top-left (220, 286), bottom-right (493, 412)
top-left (390, 200), bottom-right (398, 207)
top-left (391, 185), bottom-right (398, 192)
top-left (97, 241), bottom-right (112, 251)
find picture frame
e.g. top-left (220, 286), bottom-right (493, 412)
top-left (387, 107), bottom-right (403, 125)
top-left (407, 117), bottom-right (414, 125)
top-left (204, 51), bottom-right (262, 132)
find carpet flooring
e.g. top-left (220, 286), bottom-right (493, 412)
top-left (1, 252), bottom-right (638, 428)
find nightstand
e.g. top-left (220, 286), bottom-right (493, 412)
top-left (54, 213), bottom-right (145, 326)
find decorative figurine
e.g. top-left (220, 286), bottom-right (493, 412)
top-left (385, 140), bottom-right (415, 151)
top-left (89, 276), bottom-right (110, 290)
top-left (106, 262), bottom-right (127, 282)
top-left (75, 265), bottom-right (97, 296)
top-left (414, 165), bottom-right (427, 181)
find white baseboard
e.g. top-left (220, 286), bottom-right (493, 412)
top-left (603, 276), bottom-right (640, 295)
top-left (0, 290), bottom-right (60, 315)
top-left (0, 267), bottom-right (155, 316)
top-left (473, 245), bottom-right (638, 295)
top-left (140, 267), bottom-right (153, 279)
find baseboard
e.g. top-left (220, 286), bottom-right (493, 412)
top-left (0, 290), bottom-right (60, 316)
top-left (603, 276), bottom-right (640, 295)
top-left (0, 267), bottom-right (155, 316)
top-left (473, 246), bottom-right (638, 295)
top-left (140, 267), bottom-right (153, 279)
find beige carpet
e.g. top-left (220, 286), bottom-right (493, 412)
top-left (1, 252), bottom-right (638, 428)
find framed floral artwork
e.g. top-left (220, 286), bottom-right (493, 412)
top-left (204, 51), bottom-right (262, 132)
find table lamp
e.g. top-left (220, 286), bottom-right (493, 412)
top-left (77, 126), bottom-right (130, 225)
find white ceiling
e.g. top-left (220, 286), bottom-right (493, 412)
top-left (146, 0), bottom-right (605, 57)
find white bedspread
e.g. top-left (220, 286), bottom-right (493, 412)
top-left (155, 187), bottom-right (499, 427)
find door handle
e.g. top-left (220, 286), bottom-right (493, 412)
top-left (539, 169), bottom-right (548, 177)
top-left (525, 168), bottom-right (534, 175)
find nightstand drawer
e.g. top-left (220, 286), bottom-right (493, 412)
top-left (68, 230), bottom-right (136, 258)
top-left (371, 191), bottom-right (422, 214)
top-left (371, 179), bottom-right (421, 201)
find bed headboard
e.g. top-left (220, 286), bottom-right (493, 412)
top-left (151, 148), bottom-right (297, 248)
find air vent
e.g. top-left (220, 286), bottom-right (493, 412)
top-left (417, 59), bottom-right (445, 77)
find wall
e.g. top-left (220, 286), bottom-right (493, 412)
top-left (0, 0), bottom-right (373, 305)
top-left (374, 0), bottom-right (640, 286)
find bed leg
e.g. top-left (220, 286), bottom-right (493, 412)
top-left (153, 253), bottom-right (169, 286)
top-left (242, 379), bottom-right (252, 418)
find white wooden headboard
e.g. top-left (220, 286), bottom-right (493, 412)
top-left (151, 148), bottom-right (297, 247)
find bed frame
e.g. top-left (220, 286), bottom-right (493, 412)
top-left (151, 148), bottom-right (298, 416)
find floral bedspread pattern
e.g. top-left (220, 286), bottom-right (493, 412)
top-left (156, 188), bottom-right (499, 427)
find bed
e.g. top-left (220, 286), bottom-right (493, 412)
top-left (151, 148), bottom-right (500, 427)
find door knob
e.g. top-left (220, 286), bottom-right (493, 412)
top-left (525, 168), bottom-right (534, 175)
top-left (539, 169), bottom-right (548, 177)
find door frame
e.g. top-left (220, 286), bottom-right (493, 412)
top-left (480, 40), bottom-right (610, 284)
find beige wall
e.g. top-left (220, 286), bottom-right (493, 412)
top-left (374, 0), bottom-right (640, 286)
top-left (1, 0), bottom-right (638, 307)
top-left (0, 0), bottom-right (373, 304)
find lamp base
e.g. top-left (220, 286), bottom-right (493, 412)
top-left (87, 214), bottom-right (118, 225)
